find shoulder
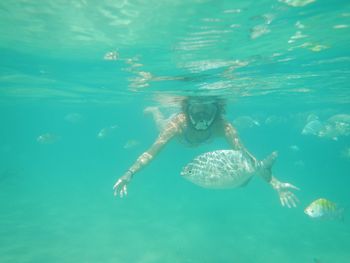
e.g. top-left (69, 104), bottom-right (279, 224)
top-left (160, 113), bottom-right (187, 136)
top-left (213, 118), bottom-right (234, 136)
top-left (175, 112), bottom-right (187, 123)
top-left (168, 112), bottom-right (187, 127)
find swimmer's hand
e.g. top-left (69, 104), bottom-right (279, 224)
top-left (113, 171), bottom-right (133, 198)
top-left (270, 177), bottom-right (300, 208)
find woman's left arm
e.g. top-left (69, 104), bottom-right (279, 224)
top-left (223, 121), bottom-right (258, 164)
top-left (222, 120), bottom-right (299, 207)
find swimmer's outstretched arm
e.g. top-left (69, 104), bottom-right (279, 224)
top-left (223, 121), bottom-right (258, 163)
top-left (113, 114), bottom-right (186, 197)
top-left (223, 121), bottom-right (299, 207)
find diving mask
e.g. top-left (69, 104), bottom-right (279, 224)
top-left (188, 102), bottom-right (218, 130)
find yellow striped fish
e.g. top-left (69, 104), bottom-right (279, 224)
top-left (304, 198), bottom-right (344, 220)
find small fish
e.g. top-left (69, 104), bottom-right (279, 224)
top-left (279, 0), bottom-right (316, 8)
top-left (64, 113), bottom-right (82, 124)
top-left (304, 198), bottom-right (344, 220)
top-left (103, 51), bottom-right (119, 60)
top-left (123, 139), bottom-right (140, 149)
top-left (289, 145), bottom-right (300, 152)
top-left (97, 125), bottom-right (118, 139)
top-left (301, 120), bottom-right (323, 136)
top-left (319, 114), bottom-right (350, 140)
top-left (37, 133), bottom-right (59, 144)
top-left (233, 116), bottom-right (260, 129)
top-left (250, 24), bottom-right (270, 39)
top-left (264, 115), bottom-right (286, 125)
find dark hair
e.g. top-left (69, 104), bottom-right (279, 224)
top-left (181, 96), bottom-right (226, 116)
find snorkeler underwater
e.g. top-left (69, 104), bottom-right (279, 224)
top-left (113, 96), bottom-right (300, 208)
top-left (1, 0), bottom-right (349, 262)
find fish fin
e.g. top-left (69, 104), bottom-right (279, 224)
top-left (239, 177), bottom-right (253, 187)
top-left (261, 151), bottom-right (278, 170)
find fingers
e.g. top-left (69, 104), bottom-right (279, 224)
top-left (123, 185), bottom-right (128, 196)
top-left (287, 196), bottom-right (297, 208)
top-left (113, 180), bottom-right (120, 196)
top-left (113, 179), bottom-right (121, 190)
top-left (284, 183), bottom-right (300, 191)
top-left (119, 185), bottom-right (128, 198)
top-left (289, 193), bottom-right (299, 207)
top-left (281, 196), bottom-right (291, 208)
top-left (280, 192), bottom-right (299, 208)
top-left (113, 179), bottom-right (128, 198)
top-left (280, 196), bottom-right (286, 207)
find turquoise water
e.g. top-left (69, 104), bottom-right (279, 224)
top-left (1, 0), bottom-right (350, 262)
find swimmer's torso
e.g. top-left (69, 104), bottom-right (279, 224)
top-left (175, 113), bottom-right (223, 146)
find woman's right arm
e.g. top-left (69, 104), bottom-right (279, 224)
top-left (113, 113), bottom-right (186, 197)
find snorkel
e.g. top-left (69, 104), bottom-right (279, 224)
top-left (185, 98), bottom-right (219, 131)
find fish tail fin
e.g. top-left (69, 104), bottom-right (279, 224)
top-left (261, 151), bottom-right (278, 170)
top-left (259, 151), bottom-right (278, 181)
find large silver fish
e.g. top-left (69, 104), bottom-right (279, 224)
top-left (181, 150), bottom-right (277, 189)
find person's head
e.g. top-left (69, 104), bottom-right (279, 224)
top-left (182, 96), bottom-right (225, 130)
